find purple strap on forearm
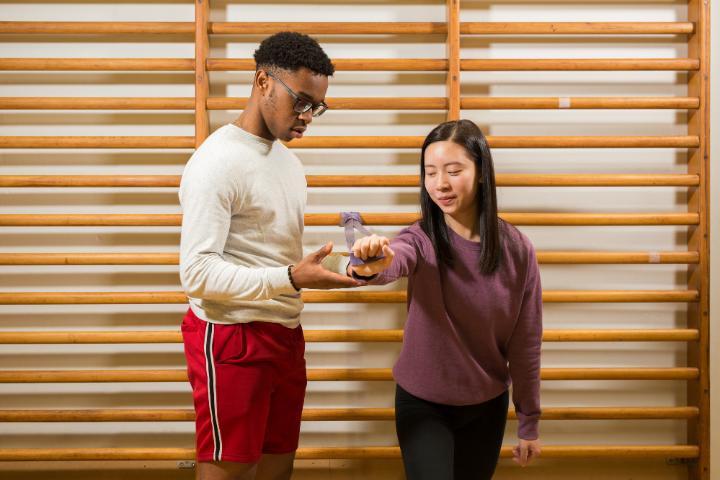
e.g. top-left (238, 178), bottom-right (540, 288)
top-left (341, 211), bottom-right (385, 266)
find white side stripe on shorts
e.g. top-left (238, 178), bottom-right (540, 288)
top-left (204, 323), bottom-right (222, 461)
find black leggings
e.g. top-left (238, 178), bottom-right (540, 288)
top-left (395, 384), bottom-right (509, 480)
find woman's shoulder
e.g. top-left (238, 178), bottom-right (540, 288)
top-left (499, 219), bottom-right (536, 260)
top-left (399, 222), bottom-right (428, 241)
top-left (395, 222), bottom-right (434, 253)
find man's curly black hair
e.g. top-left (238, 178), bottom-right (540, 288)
top-left (254, 32), bottom-right (335, 77)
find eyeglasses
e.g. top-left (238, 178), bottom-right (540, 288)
top-left (266, 71), bottom-right (328, 118)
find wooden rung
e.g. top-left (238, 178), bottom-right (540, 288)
top-left (207, 58), bottom-right (700, 72)
top-left (0, 290), bottom-right (698, 305)
top-left (0, 21), bottom-right (196, 35)
top-left (0, 97), bottom-right (195, 110)
top-left (541, 329), bottom-right (699, 342)
top-left (208, 59), bottom-right (448, 71)
top-left (210, 22), bottom-right (447, 35)
top-left (0, 251), bottom-right (699, 266)
top-left (0, 58), bottom-right (195, 71)
top-left (0, 174), bottom-right (700, 188)
top-left (0, 136), bottom-right (194, 149)
top-left (0, 406), bottom-right (698, 422)
top-left (537, 251), bottom-right (699, 264)
top-left (0, 213), bottom-right (700, 227)
top-left (212, 21), bottom-right (695, 36)
top-left (0, 445), bottom-right (699, 461)
top-left (0, 175), bottom-right (184, 188)
top-left (0, 136), bottom-right (700, 149)
top-left (0, 58), bottom-right (699, 73)
top-left (0, 21), bottom-right (695, 36)
top-left (0, 329), bottom-right (699, 344)
top-left (461, 97), bottom-right (700, 110)
top-left (0, 368), bottom-right (698, 383)
top-left (460, 22), bottom-right (695, 35)
top-left (211, 97), bottom-right (453, 110)
top-left (0, 253), bottom-right (181, 265)
top-left (0, 96), bottom-right (701, 111)
top-left (288, 136), bottom-right (700, 149)
top-left (460, 59), bottom-right (700, 71)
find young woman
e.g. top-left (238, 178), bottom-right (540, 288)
top-left (348, 119), bottom-right (542, 479)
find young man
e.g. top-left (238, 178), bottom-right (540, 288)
top-left (179, 32), bottom-right (360, 480)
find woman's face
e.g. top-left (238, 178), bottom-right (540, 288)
top-left (423, 140), bottom-right (479, 219)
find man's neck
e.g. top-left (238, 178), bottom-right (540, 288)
top-left (233, 103), bottom-right (275, 142)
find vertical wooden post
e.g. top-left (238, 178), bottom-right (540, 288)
top-left (686, 1), bottom-right (710, 479)
top-left (445, 0), bottom-right (461, 121)
top-left (195, 0), bottom-right (210, 146)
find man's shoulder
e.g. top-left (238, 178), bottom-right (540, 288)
top-left (187, 126), bottom-right (260, 174)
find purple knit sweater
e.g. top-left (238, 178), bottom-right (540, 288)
top-left (371, 221), bottom-right (542, 440)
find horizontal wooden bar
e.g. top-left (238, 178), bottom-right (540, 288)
top-left (0, 406), bottom-right (698, 422)
top-left (208, 58), bottom-right (701, 72)
top-left (0, 97), bottom-right (700, 111)
top-left (208, 58), bottom-right (448, 71)
top-left (537, 251), bottom-right (699, 264)
top-left (0, 445), bottom-right (699, 461)
top-left (287, 136), bottom-right (699, 148)
top-left (460, 22), bottom-right (695, 35)
top-left (0, 213), bottom-right (699, 227)
top-left (209, 97), bottom-right (453, 110)
top-left (0, 290), bottom-right (698, 305)
top-left (460, 97), bottom-right (701, 110)
top-left (0, 174), bottom-right (700, 188)
top-left (542, 329), bottom-right (699, 342)
top-left (0, 253), bottom-right (181, 265)
top-left (0, 368), bottom-right (698, 383)
top-left (0, 58), bottom-right (699, 73)
top-left (0, 58), bottom-right (194, 71)
top-left (0, 22), bottom-right (694, 36)
top-left (0, 22), bottom-right (195, 35)
top-left (0, 291), bottom-right (191, 305)
top-left (0, 214), bottom-right (185, 226)
top-left (0, 136), bottom-right (699, 149)
top-left (0, 22), bottom-right (446, 36)
top-left (541, 290), bottom-right (698, 302)
top-left (213, 22), bottom-right (696, 36)
top-left (0, 175), bottom-right (183, 187)
top-left (0, 137), bottom-right (194, 149)
top-left (460, 59), bottom-right (699, 71)
top-left (0, 329), bottom-right (698, 344)
top-left (0, 251), bottom-right (698, 266)
top-left (0, 97), bottom-right (195, 110)
top-left (210, 22), bottom-right (447, 35)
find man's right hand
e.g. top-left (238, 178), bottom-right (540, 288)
top-left (290, 242), bottom-right (364, 289)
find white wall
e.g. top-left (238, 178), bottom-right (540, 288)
top-left (0, 1), bottom-right (714, 479)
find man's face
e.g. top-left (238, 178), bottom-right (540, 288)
top-left (260, 67), bottom-right (329, 142)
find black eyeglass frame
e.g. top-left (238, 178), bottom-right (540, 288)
top-left (266, 71), bottom-right (328, 118)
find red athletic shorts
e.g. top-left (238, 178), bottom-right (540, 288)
top-left (181, 308), bottom-right (307, 463)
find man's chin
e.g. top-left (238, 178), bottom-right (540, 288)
top-left (281, 131), bottom-right (298, 142)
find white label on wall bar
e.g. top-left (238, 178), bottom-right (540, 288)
top-left (648, 252), bottom-right (661, 264)
top-left (558, 97), bottom-right (571, 109)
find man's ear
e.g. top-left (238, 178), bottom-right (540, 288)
top-left (254, 70), bottom-right (270, 95)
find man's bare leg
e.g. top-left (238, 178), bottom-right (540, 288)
top-left (197, 460), bottom-right (256, 480)
top-left (255, 452), bottom-right (296, 480)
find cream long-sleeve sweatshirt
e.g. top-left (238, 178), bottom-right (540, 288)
top-left (179, 123), bottom-right (346, 327)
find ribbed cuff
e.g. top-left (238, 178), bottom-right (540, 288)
top-left (517, 413), bottom-right (540, 440)
top-left (266, 266), bottom-right (299, 296)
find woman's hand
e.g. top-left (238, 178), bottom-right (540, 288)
top-left (347, 234), bottom-right (395, 277)
top-left (513, 438), bottom-right (541, 467)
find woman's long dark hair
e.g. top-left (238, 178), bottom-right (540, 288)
top-left (419, 119), bottom-right (501, 274)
